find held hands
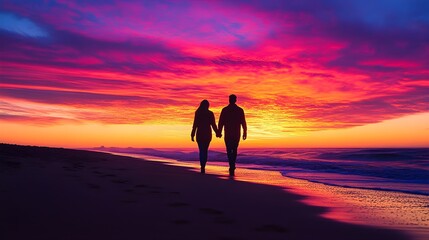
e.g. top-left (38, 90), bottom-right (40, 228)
top-left (192, 130), bottom-right (244, 140)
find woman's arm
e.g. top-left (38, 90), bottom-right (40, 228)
top-left (191, 112), bottom-right (197, 141)
top-left (211, 112), bottom-right (220, 137)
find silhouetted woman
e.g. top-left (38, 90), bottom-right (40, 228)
top-left (191, 100), bottom-right (219, 173)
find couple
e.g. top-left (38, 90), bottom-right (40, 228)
top-left (191, 94), bottom-right (247, 176)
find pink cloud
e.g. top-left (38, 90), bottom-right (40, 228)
top-left (0, 0), bottom-right (428, 134)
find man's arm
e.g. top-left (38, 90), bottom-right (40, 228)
top-left (217, 109), bottom-right (224, 138)
top-left (242, 109), bottom-right (247, 140)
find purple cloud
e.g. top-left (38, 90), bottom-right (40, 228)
top-left (0, 0), bottom-right (428, 132)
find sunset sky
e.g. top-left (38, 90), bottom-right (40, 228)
top-left (1, 0), bottom-right (428, 148)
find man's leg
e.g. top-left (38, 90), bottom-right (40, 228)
top-left (225, 139), bottom-right (239, 175)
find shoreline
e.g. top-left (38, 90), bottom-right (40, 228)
top-left (92, 147), bottom-right (429, 196)
top-left (1, 144), bottom-right (414, 240)
top-left (109, 151), bottom-right (429, 240)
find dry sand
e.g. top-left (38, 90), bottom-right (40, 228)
top-left (0, 144), bottom-right (410, 240)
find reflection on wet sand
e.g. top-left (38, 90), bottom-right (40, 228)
top-left (112, 152), bottom-right (429, 240)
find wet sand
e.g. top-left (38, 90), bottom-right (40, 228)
top-left (0, 144), bottom-right (411, 240)
top-left (114, 152), bottom-right (429, 240)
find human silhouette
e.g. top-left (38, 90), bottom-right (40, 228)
top-left (191, 100), bottom-right (219, 173)
top-left (217, 94), bottom-right (247, 176)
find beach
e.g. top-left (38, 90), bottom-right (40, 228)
top-left (109, 148), bottom-right (429, 240)
top-left (0, 144), bottom-right (412, 240)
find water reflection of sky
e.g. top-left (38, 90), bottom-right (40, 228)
top-left (109, 151), bottom-right (429, 240)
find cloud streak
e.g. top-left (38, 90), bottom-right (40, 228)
top-left (0, 12), bottom-right (48, 37)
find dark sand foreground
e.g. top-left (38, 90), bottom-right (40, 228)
top-left (0, 144), bottom-right (410, 240)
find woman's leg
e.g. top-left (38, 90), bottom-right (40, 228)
top-left (197, 141), bottom-right (210, 173)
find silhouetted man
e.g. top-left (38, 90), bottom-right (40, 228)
top-left (217, 94), bottom-right (247, 176)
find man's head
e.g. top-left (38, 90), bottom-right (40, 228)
top-left (229, 94), bottom-right (237, 104)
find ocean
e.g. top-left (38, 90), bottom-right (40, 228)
top-left (104, 147), bottom-right (429, 196)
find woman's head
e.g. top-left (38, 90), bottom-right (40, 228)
top-left (199, 99), bottom-right (209, 110)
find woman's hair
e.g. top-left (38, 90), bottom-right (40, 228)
top-left (197, 99), bottom-right (209, 112)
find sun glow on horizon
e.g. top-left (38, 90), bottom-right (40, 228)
top-left (1, 112), bottom-right (428, 148)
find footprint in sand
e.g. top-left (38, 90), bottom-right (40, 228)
top-left (102, 173), bottom-right (116, 178)
top-left (171, 219), bottom-right (191, 225)
top-left (2, 160), bottom-right (21, 169)
top-left (149, 190), bottom-right (162, 194)
top-left (168, 202), bottom-right (190, 207)
top-left (63, 166), bottom-right (77, 172)
top-left (72, 163), bottom-right (85, 169)
top-left (87, 183), bottom-right (101, 189)
top-left (134, 184), bottom-right (168, 195)
top-left (148, 186), bottom-right (164, 194)
top-left (111, 179), bottom-right (128, 184)
top-left (213, 216), bottom-right (235, 224)
top-left (111, 168), bottom-right (127, 171)
top-left (0, 160), bottom-right (21, 173)
top-left (254, 224), bottom-right (288, 233)
top-left (199, 207), bottom-right (223, 215)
